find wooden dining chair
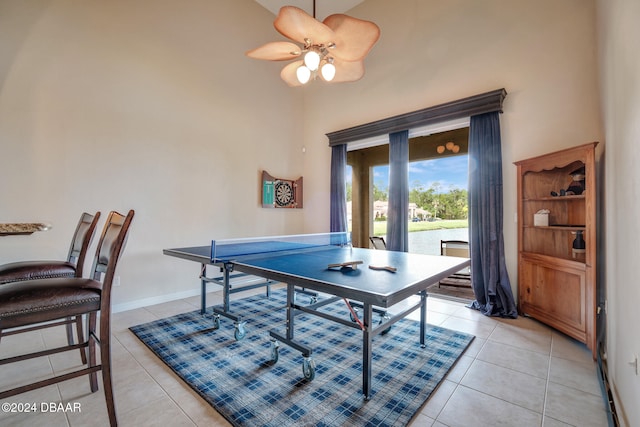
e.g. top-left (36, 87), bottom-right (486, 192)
top-left (0, 211), bottom-right (101, 358)
top-left (0, 209), bottom-right (135, 427)
top-left (0, 212), bottom-right (101, 284)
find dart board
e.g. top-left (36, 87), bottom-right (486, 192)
top-left (274, 181), bottom-right (294, 206)
top-left (262, 170), bottom-right (303, 209)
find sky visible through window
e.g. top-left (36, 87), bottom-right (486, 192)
top-left (346, 155), bottom-right (469, 193)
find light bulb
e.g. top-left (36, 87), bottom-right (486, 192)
top-left (437, 145), bottom-right (445, 154)
top-left (321, 62), bottom-right (336, 81)
top-left (304, 50), bottom-right (320, 71)
top-left (452, 145), bottom-right (460, 153)
top-left (296, 65), bottom-right (311, 84)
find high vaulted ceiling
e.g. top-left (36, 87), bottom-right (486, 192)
top-left (254, 0), bottom-right (365, 20)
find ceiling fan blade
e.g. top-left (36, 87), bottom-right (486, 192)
top-left (274, 6), bottom-right (335, 45)
top-left (323, 58), bottom-right (366, 83)
top-left (246, 41), bottom-right (302, 61)
top-left (280, 60), bottom-right (305, 87)
top-left (323, 14), bottom-right (380, 61)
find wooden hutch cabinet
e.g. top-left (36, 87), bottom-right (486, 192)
top-left (514, 142), bottom-right (598, 359)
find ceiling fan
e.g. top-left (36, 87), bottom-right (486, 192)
top-left (246, 3), bottom-right (380, 87)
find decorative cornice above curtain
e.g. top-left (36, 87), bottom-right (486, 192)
top-left (326, 88), bottom-right (506, 146)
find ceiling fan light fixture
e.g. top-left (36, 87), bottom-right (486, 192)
top-left (321, 60), bottom-right (336, 81)
top-left (303, 49), bottom-right (321, 71)
top-left (296, 65), bottom-right (311, 84)
top-left (247, 5), bottom-right (380, 87)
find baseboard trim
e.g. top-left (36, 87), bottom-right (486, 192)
top-left (113, 288), bottom-right (201, 313)
top-left (112, 276), bottom-right (268, 313)
top-left (598, 343), bottom-right (625, 427)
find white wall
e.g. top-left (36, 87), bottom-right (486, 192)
top-left (0, 0), bottom-right (305, 307)
top-left (597, 0), bottom-right (640, 425)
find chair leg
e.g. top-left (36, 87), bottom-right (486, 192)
top-left (100, 310), bottom-right (117, 427)
top-left (88, 312), bottom-right (99, 393)
top-left (65, 316), bottom-right (74, 345)
top-left (65, 315), bottom-right (88, 365)
top-left (75, 315), bottom-right (87, 364)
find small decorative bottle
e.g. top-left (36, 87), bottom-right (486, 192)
top-left (572, 231), bottom-right (586, 259)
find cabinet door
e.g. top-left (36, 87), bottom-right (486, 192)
top-left (519, 255), bottom-right (587, 343)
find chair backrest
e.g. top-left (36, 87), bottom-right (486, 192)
top-left (369, 236), bottom-right (387, 250)
top-left (440, 240), bottom-right (469, 258)
top-left (88, 210), bottom-right (135, 305)
top-left (67, 212), bottom-right (101, 277)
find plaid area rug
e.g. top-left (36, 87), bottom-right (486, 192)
top-left (130, 289), bottom-right (474, 427)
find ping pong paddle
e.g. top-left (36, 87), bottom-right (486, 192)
top-left (368, 265), bottom-right (397, 273)
top-left (327, 261), bottom-right (363, 270)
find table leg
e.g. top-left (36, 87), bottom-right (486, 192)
top-left (420, 290), bottom-right (427, 348)
top-left (362, 302), bottom-right (373, 400)
top-left (268, 283), bottom-right (314, 378)
top-left (199, 264), bottom-right (207, 315)
top-left (222, 264), bottom-right (231, 313)
top-left (286, 284), bottom-right (295, 340)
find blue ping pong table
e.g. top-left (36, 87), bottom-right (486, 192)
top-left (163, 233), bottom-right (470, 399)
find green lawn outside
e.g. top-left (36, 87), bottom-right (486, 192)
top-left (372, 219), bottom-right (468, 236)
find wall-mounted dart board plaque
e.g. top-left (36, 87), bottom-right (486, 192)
top-left (261, 170), bottom-right (303, 209)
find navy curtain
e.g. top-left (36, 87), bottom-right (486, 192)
top-left (468, 112), bottom-right (518, 318)
top-left (330, 144), bottom-right (348, 233)
top-left (386, 130), bottom-right (409, 252)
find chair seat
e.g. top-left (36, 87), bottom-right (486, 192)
top-left (0, 278), bottom-right (101, 329)
top-left (0, 261), bottom-right (76, 284)
top-left (438, 273), bottom-right (472, 288)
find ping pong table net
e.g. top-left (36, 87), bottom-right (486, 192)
top-left (210, 232), bottom-right (351, 262)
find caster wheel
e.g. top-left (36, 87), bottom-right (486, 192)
top-left (234, 323), bottom-right (246, 341)
top-left (302, 357), bottom-right (315, 381)
top-left (270, 341), bottom-right (279, 364)
top-left (212, 315), bottom-right (220, 330)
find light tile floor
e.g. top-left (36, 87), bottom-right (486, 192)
top-left (0, 286), bottom-right (609, 427)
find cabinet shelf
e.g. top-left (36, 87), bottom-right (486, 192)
top-left (514, 142), bottom-right (598, 360)
top-left (524, 225), bottom-right (586, 231)
top-left (523, 195), bottom-right (585, 202)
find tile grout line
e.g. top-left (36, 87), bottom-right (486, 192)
top-left (431, 311), bottom-right (483, 426)
top-left (540, 335), bottom-right (554, 426)
top-left (107, 332), bottom-right (194, 425)
top-left (432, 311), bottom-right (460, 426)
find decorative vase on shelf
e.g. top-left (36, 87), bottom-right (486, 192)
top-left (572, 231), bottom-right (586, 258)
